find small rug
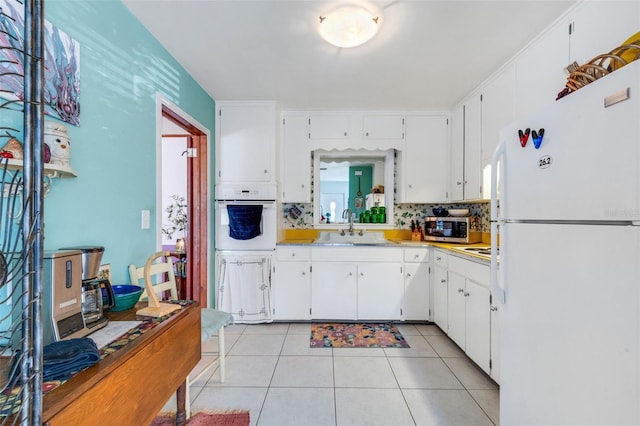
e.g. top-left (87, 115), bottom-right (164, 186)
top-left (310, 323), bottom-right (410, 348)
top-left (151, 410), bottom-right (250, 426)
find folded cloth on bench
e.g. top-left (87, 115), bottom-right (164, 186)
top-left (42, 337), bottom-right (100, 381)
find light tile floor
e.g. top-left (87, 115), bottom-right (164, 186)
top-left (164, 322), bottom-right (499, 426)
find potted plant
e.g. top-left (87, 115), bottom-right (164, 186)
top-left (162, 195), bottom-right (187, 242)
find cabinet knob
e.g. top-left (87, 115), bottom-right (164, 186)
top-left (414, 254), bottom-right (419, 259)
top-left (458, 288), bottom-right (464, 293)
top-left (408, 184), bottom-right (413, 188)
top-left (264, 170), bottom-right (268, 173)
top-left (344, 132), bottom-right (347, 136)
top-left (490, 306), bottom-right (498, 311)
top-left (407, 273), bottom-right (412, 277)
top-left (301, 184), bottom-right (305, 188)
top-left (360, 272), bottom-right (364, 276)
top-left (302, 272), bottom-right (306, 275)
top-left (365, 132), bottom-right (369, 136)
top-left (291, 253), bottom-right (296, 257)
top-left (440, 279), bottom-right (446, 284)
top-left (464, 292), bottom-right (470, 297)
top-left (349, 272), bottom-right (353, 276)
top-left (436, 256), bottom-right (442, 261)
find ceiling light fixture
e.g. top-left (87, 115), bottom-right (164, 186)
top-left (319, 7), bottom-right (381, 48)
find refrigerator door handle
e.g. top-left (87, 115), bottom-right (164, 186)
top-left (491, 141), bottom-right (506, 304)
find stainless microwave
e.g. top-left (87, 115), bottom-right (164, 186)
top-left (424, 216), bottom-right (481, 244)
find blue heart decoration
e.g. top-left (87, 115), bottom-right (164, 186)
top-left (532, 128), bottom-right (544, 149)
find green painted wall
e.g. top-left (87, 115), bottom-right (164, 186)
top-left (348, 166), bottom-right (372, 214)
top-left (3, 1), bottom-right (216, 303)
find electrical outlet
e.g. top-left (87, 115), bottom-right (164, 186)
top-left (141, 210), bottom-right (150, 229)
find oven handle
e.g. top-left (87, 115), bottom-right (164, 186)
top-left (215, 200), bottom-right (276, 208)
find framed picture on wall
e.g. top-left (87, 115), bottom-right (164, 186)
top-left (97, 264), bottom-right (112, 283)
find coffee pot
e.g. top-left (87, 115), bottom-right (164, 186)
top-left (59, 245), bottom-right (114, 330)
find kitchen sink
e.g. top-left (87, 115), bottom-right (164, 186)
top-left (314, 231), bottom-right (390, 245)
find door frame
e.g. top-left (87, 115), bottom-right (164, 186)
top-left (156, 94), bottom-right (211, 307)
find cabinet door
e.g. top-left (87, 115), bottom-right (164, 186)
top-left (463, 94), bottom-right (482, 200)
top-left (447, 271), bottom-right (466, 349)
top-left (481, 64), bottom-right (515, 167)
top-left (357, 262), bottom-right (403, 320)
top-left (363, 115), bottom-right (404, 139)
top-left (449, 105), bottom-right (464, 201)
top-left (432, 265), bottom-right (448, 331)
top-left (281, 115), bottom-right (311, 202)
top-left (569, 1), bottom-right (640, 66)
top-left (309, 114), bottom-right (349, 139)
top-left (272, 261), bottom-right (311, 320)
top-left (515, 22), bottom-right (568, 120)
top-left (490, 291), bottom-right (500, 384)
top-left (465, 280), bottom-right (491, 374)
top-left (311, 261), bottom-right (357, 319)
top-left (404, 262), bottom-right (430, 321)
top-left (401, 115), bottom-right (449, 203)
top-left (217, 102), bottom-right (275, 183)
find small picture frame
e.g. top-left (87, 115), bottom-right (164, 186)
top-left (354, 197), bottom-right (364, 209)
top-left (97, 264), bottom-right (112, 282)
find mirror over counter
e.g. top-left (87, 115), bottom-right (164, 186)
top-left (313, 149), bottom-right (394, 227)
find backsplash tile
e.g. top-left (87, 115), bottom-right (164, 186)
top-left (282, 202), bottom-right (490, 232)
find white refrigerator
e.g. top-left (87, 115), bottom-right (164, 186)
top-left (491, 60), bottom-right (640, 425)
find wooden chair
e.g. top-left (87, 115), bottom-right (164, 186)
top-left (129, 251), bottom-right (233, 418)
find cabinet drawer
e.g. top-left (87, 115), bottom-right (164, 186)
top-left (431, 249), bottom-right (448, 268)
top-left (448, 254), bottom-right (489, 286)
top-left (404, 248), bottom-right (429, 263)
top-left (312, 247), bottom-right (403, 262)
top-left (277, 246), bottom-right (311, 261)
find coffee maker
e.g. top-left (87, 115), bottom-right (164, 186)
top-left (43, 250), bottom-right (92, 345)
top-left (59, 246), bottom-right (114, 332)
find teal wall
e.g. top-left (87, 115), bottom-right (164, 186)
top-left (3, 1), bottom-right (216, 302)
top-left (347, 166), bottom-right (372, 214)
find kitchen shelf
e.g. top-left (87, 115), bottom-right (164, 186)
top-left (4, 158), bottom-right (77, 195)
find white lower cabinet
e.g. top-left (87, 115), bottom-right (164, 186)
top-left (311, 261), bottom-right (358, 319)
top-left (272, 247), bottom-right (312, 320)
top-left (490, 290), bottom-right (500, 384)
top-left (311, 247), bottom-right (403, 321)
top-left (403, 248), bottom-right (430, 321)
top-left (446, 255), bottom-right (492, 375)
top-left (357, 262), bottom-right (404, 320)
top-left (431, 249), bottom-right (449, 330)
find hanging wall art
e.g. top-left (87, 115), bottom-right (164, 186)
top-left (0, 0), bottom-right (80, 125)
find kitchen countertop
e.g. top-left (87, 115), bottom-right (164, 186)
top-left (278, 230), bottom-right (491, 262)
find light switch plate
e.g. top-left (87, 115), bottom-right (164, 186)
top-left (141, 210), bottom-right (150, 229)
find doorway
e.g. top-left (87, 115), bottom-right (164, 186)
top-left (158, 96), bottom-right (210, 307)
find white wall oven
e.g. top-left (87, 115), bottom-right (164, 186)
top-left (214, 184), bottom-right (276, 323)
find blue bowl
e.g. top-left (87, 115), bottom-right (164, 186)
top-left (103, 285), bottom-right (144, 312)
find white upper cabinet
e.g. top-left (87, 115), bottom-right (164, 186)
top-left (481, 64), bottom-right (515, 167)
top-left (514, 1), bottom-right (639, 122)
top-left (449, 105), bottom-right (464, 202)
top-left (308, 114), bottom-right (350, 140)
top-left (449, 94), bottom-right (482, 202)
top-left (568, 1), bottom-right (640, 67)
top-left (515, 19), bottom-right (570, 120)
top-left (280, 114), bottom-right (311, 202)
top-left (398, 114), bottom-right (449, 203)
top-left (216, 101), bottom-right (276, 184)
top-left (362, 114), bottom-right (405, 140)
top-left (463, 94), bottom-right (482, 201)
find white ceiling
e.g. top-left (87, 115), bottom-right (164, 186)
top-left (123, 0), bottom-right (575, 111)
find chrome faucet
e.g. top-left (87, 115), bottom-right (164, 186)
top-left (342, 208), bottom-right (354, 235)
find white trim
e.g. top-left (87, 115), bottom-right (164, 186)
top-left (155, 92), bottom-right (213, 304)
